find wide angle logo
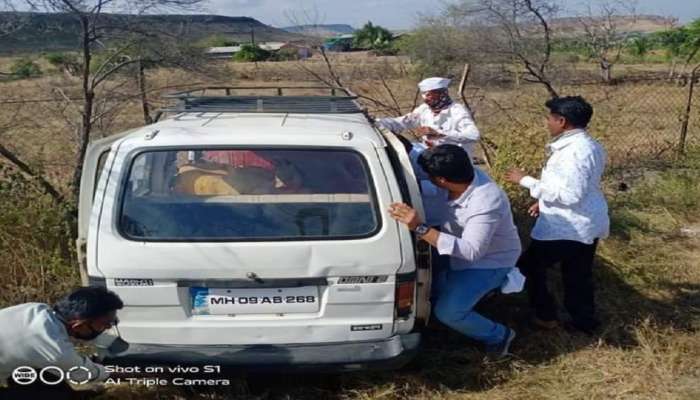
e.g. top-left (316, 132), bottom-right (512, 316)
top-left (11, 365), bottom-right (93, 385)
top-left (11, 366), bottom-right (37, 385)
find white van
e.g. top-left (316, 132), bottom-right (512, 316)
top-left (77, 87), bottom-right (431, 370)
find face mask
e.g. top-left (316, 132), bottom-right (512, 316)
top-left (423, 90), bottom-right (452, 112)
top-left (71, 317), bottom-right (118, 341)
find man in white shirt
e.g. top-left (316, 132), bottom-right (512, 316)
top-left (379, 77), bottom-right (481, 226)
top-left (0, 287), bottom-right (122, 398)
top-left (506, 96), bottom-right (608, 335)
top-left (389, 145), bottom-right (523, 357)
top-left (377, 77), bottom-right (480, 156)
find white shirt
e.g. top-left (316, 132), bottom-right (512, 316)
top-left (519, 129), bottom-right (609, 244)
top-left (435, 168), bottom-right (522, 271)
top-left (378, 102), bottom-right (480, 156)
top-left (0, 303), bottom-right (109, 385)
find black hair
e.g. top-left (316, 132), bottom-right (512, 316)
top-left (53, 286), bottom-right (123, 321)
top-left (417, 144), bottom-right (474, 184)
top-left (545, 96), bottom-right (593, 128)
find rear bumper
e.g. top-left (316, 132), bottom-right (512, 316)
top-left (101, 333), bottom-right (420, 372)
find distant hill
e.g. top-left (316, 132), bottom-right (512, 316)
top-left (0, 12), bottom-right (311, 54)
top-left (550, 15), bottom-right (678, 36)
top-left (282, 24), bottom-right (355, 38)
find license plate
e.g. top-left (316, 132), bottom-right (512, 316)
top-left (191, 286), bottom-right (319, 315)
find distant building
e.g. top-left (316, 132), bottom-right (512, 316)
top-left (206, 42), bottom-right (313, 60)
top-left (258, 42), bottom-right (286, 51)
top-left (323, 34), bottom-right (354, 52)
top-left (279, 43), bottom-right (313, 59)
top-left (206, 46), bottom-right (241, 59)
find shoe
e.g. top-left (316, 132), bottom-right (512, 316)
top-left (530, 317), bottom-right (559, 330)
top-left (486, 328), bottom-right (516, 358)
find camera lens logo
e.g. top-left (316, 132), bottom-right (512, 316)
top-left (66, 366), bottom-right (93, 385)
top-left (11, 365), bottom-right (94, 386)
top-left (39, 366), bottom-right (65, 385)
top-left (11, 366), bottom-right (37, 385)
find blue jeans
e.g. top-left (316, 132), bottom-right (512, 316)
top-left (433, 266), bottom-right (511, 345)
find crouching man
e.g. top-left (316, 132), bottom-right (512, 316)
top-left (388, 144), bottom-right (523, 356)
top-left (0, 287), bottom-right (123, 399)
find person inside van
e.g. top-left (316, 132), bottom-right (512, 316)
top-left (388, 144), bottom-right (523, 357)
top-left (0, 287), bottom-right (123, 399)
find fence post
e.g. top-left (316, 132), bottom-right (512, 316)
top-left (458, 63), bottom-right (494, 169)
top-left (678, 64), bottom-right (700, 156)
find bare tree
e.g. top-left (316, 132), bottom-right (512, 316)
top-left (0, 0), bottom-right (207, 242)
top-left (0, 106), bottom-right (65, 203)
top-left (0, 1), bottom-right (66, 202)
top-left (30, 0), bottom-right (204, 203)
top-left (448, 0), bottom-right (560, 98)
top-left (282, 3), bottom-right (327, 38)
top-left (577, 0), bottom-right (638, 83)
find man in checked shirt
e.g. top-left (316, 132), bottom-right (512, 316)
top-left (506, 96), bottom-right (609, 335)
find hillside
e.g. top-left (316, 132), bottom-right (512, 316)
top-left (282, 24), bottom-right (355, 38)
top-left (550, 14), bottom-right (677, 35)
top-left (0, 12), bottom-right (310, 54)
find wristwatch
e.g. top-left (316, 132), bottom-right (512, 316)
top-left (414, 223), bottom-right (431, 237)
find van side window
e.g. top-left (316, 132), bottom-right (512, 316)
top-left (384, 144), bottom-right (412, 206)
top-left (119, 148), bottom-right (380, 241)
top-left (92, 150), bottom-right (110, 201)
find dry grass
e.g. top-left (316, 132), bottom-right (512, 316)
top-left (1, 55), bottom-right (699, 399)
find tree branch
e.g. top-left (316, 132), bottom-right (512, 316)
top-left (0, 141), bottom-right (64, 203)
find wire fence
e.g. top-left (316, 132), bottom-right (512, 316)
top-left (569, 78), bottom-right (699, 167)
top-left (461, 71), bottom-right (700, 170)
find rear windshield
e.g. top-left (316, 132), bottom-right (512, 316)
top-left (119, 148), bottom-right (379, 241)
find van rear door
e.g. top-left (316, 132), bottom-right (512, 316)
top-left (77, 130), bottom-right (134, 285)
top-left (380, 129), bottom-right (432, 325)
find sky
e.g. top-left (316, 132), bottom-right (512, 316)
top-left (205, 0), bottom-right (700, 30)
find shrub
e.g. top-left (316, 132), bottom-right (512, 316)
top-left (46, 52), bottom-right (73, 66)
top-left (233, 44), bottom-right (271, 62)
top-left (353, 22), bottom-right (393, 50)
top-left (10, 58), bottom-right (42, 78)
top-left (0, 164), bottom-right (77, 307)
top-left (270, 47), bottom-right (301, 61)
top-left (45, 52), bottom-right (82, 76)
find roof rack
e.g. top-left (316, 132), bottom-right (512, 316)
top-left (159, 86), bottom-right (364, 115)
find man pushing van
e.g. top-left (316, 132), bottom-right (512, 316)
top-left (0, 287), bottom-right (123, 398)
top-left (388, 144), bottom-right (524, 357)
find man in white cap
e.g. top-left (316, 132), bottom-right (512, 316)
top-left (378, 77), bottom-right (481, 227)
top-left (377, 77), bottom-right (480, 156)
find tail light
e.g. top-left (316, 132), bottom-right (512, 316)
top-left (395, 280), bottom-right (415, 318)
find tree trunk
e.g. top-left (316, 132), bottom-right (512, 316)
top-left (669, 59), bottom-right (677, 80)
top-left (600, 59), bottom-right (613, 83)
top-left (137, 59), bottom-right (153, 124)
top-left (70, 15), bottom-right (93, 206)
top-left (678, 64), bottom-right (700, 156)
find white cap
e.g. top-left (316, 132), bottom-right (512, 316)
top-left (418, 77), bottom-right (451, 92)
